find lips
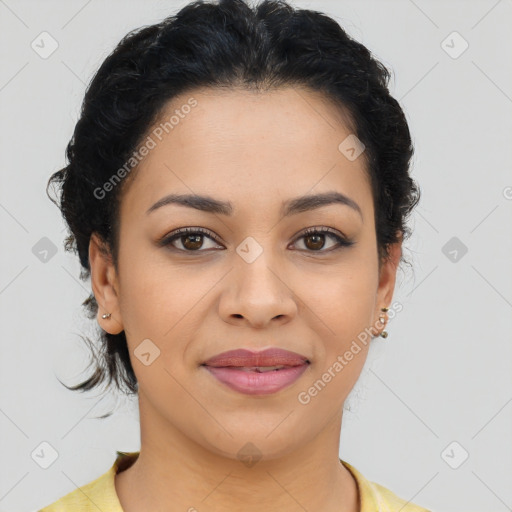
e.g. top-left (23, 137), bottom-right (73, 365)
top-left (201, 348), bottom-right (310, 395)
top-left (201, 348), bottom-right (310, 369)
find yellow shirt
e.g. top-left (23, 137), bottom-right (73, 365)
top-left (38, 451), bottom-right (431, 511)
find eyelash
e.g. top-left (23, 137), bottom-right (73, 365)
top-left (158, 226), bottom-right (354, 254)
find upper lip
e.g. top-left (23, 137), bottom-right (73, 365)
top-left (202, 348), bottom-right (310, 368)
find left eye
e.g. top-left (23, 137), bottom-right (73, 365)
top-left (158, 227), bottom-right (222, 252)
top-left (291, 227), bottom-right (353, 252)
top-left (158, 227), bottom-right (353, 253)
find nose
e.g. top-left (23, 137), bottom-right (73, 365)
top-left (218, 250), bottom-right (298, 329)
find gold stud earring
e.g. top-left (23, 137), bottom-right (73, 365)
top-left (102, 312), bottom-right (111, 319)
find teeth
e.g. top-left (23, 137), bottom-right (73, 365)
top-left (238, 366), bottom-right (285, 372)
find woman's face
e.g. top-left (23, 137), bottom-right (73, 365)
top-left (90, 86), bottom-right (400, 461)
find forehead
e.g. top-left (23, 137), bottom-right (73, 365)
top-left (120, 86), bottom-right (372, 218)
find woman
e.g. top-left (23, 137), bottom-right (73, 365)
top-left (40, 0), bottom-right (429, 510)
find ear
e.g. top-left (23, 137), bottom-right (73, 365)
top-left (89, 233), bottom-right (124, 335)
top-left (373, 234), bottom-right (402, 335)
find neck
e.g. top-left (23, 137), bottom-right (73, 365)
top-left (115, 393), bottom-right (359, 512)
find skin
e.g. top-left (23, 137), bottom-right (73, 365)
top-left (89, 86), bottom-right (401, 512)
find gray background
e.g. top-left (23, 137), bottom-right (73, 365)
top-left (1, 0), bottom-right (511, 510)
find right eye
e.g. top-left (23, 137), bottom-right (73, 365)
top-left (158, 227), bottom-right (224, 252)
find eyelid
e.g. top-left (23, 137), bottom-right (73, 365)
top-left (289, 226), bottom-right (354, 251)
top-left (158, 225), bottom-right (354, 253)
top-left (157, 226), bottom-right (222, 248)
top-left (293, 226), bottom-right (349, 242)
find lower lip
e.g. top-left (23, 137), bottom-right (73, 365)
top-left (203, 364), bottom-right (309, 395)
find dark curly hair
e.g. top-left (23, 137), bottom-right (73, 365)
top-left (47, 0), bottom-right (419, 401)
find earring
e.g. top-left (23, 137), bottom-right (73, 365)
top-left (379, 307), bottom-right (389, 339)
top-left (102, 312), bottom-right (111, 319)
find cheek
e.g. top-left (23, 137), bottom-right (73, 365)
top-left (300, 273), bottom-right (375, 412)
top-left (313, 260), bottom-right (378, 329)
top-left (305, 261), bottom-right (377, 394)
top-left (117, 247), bottom-right (216, 356)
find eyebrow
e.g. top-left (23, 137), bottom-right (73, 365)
top-left (146, 191), bottom-right (362, 219)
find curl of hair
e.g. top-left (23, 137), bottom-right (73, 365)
top-left (47, 0), bottom-right (419, 398)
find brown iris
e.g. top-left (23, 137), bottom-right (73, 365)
top-left (303, 233), bottom-right (325, 251)
top-left (182, 234), bottom-right (204, 250)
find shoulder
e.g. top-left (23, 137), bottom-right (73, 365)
top-left (341, 459), bottom-right (432, 512)
top-left (37, 451), bottom-right (139, 512)
top-left (368, 480), bottom-right (432, 512)
top-left (37, 469), bottom-right (114, 512)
